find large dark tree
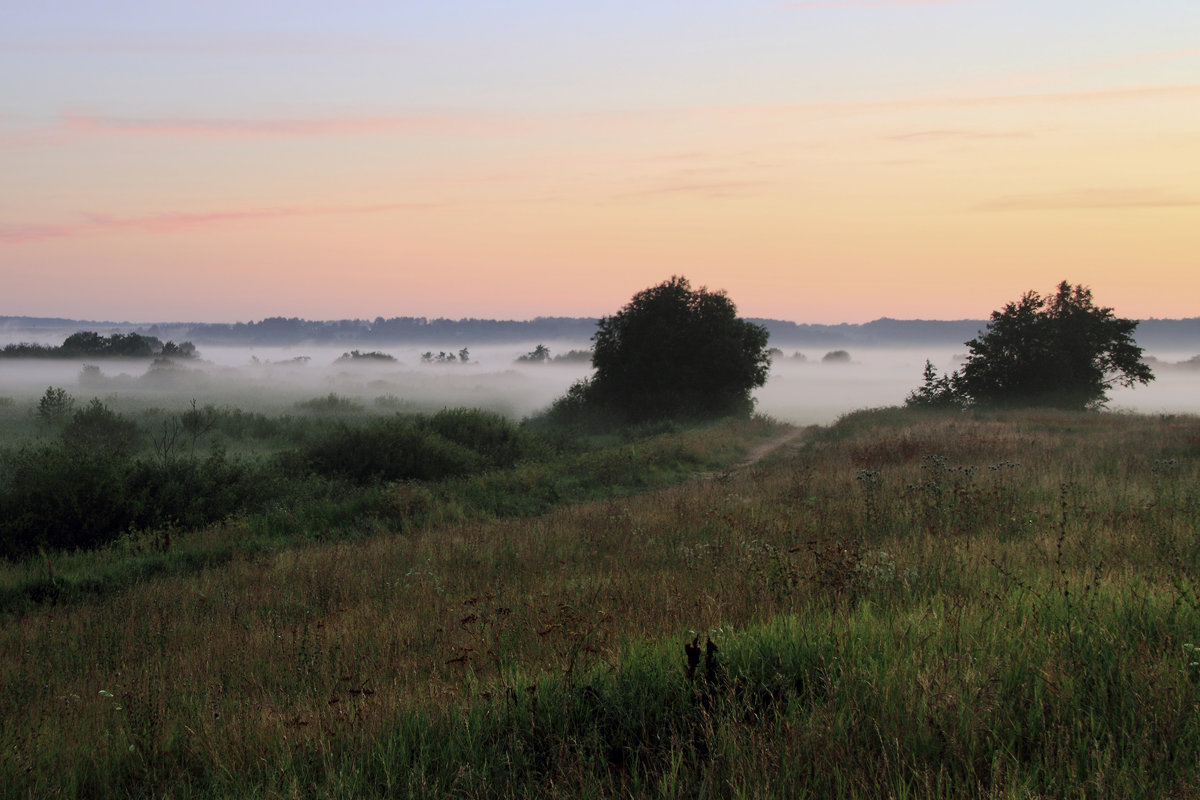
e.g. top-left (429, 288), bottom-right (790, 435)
top-left (915, 281), bottom-right (1153, 411)
top-left (579, 276), bottom-right (771, 422)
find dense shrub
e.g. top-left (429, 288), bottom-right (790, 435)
top-left (0, 445), bottom-right (131, 557)
top-left (822, 349), bottom-right (851, 364)
top-left (335, 350), bottom-right (396, 362)
top-left (0, 442), bottom-right (272, 559)
top-left (125, 448), bottom-right (269, 533)
top-left (0, 401), bottom-right (563, 557)
top-left (423, 408), bottom-right (550, 467)
top-left (61, 398), bottom-right (141, 458)
top-left (197, 406), bottom-right (310, 444)
top-left (905, 361), bottom-right (964, 409)
top-left (291, 410), bottom-right (555, 485)
top-left (294, 418), bottom-right (485, 484)
top-left (295, 393), bottom-right (363, 414)
top-left (2, 400), bottom-right (265, 557)
top-left (533, 378), bottom-right (627, 435)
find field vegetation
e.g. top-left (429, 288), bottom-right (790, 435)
top-left (2, 398), bottom-right (1199, 798)
top-left (0, 389), bottom-right (772, 610)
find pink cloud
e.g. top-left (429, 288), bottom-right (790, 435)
top-left (948, 47), bottom-right (1200, 97)
top-left (976, 187), bottom-right (1200, 211)
top-left (0, 222), bottom-right (83, 244)
top-left (618, 180), bottom-right (767, 200)
top-left (2, 202), bottom-right (440, 244)
top-left (929, 83), bottom-right (1200, 109)
top-left (19, 78), bottom-right (1197, 148)
top-left (717, 83), bottom-right (1200, 123)
top-left (885, 129), bottom-right (1030, 142)
top-left (61, 114), bottom-right (476, 139)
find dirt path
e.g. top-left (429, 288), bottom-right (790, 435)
top-left (693, 426), bottom-right (807, 482)
top-left (737, 426), bottom-right (807, 469)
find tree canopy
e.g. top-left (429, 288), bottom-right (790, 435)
top-left (908, 281), bottom-right (1153, 411)
top-left (571, 276), bottom-right (771, 422)
top-left (1, 331), bottom-right (196, 360)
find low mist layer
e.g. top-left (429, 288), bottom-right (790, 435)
top-left (1, 338), bottom-right (1196, 423)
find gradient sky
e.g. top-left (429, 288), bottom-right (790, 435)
top-left (2, 1), bottom-right (1198, 323)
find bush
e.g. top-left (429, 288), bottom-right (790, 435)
top-left (335, 350), bottom-right (396, 363)
top-left (517, 344), bottom-right (551, 363)
top-left (822, 350), bottom-right (851, 364)
top-left (905, 361), bottom-right (964, 409)
top-left (423, 408), bottom-right (549, 467)
top-left (294, 418), bottom-right (485, 484)
top-left (0, 442), bottom-right (273, 559)
top-left (295, 393), bottom-right (363, 414)
top-left (125, 447), bottom-right (267, 532)
top-left (61, 399), bottom-right (140, 458)
top-left (0, 445), bottom-right (131, 557)
top-left (533, 378), bottom-right (625, 434)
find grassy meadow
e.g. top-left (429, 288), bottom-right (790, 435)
top-left (2, 401), bottom-right (1200, 798)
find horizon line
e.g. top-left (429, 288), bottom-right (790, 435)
top-left (3, 313), bottom-right (1197, 328)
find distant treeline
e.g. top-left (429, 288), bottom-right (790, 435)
top-left (3, 314), bottom-right (1198, 350)
top-left (755, 317), bottom-right (1200, 351)
top-left (153, 316), bottom-right (600, 346)
top-left (0, 331), bottom-right (197, 359)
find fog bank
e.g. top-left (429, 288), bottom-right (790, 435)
top-left (0, 339), bottom-right (1195, 423)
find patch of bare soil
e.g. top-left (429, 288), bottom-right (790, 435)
top-left (739, 427), bottom-right (806, 468)
top-left (694, 426), bottom-right (807, 482)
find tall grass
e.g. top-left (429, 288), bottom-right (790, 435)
top-left (2, 407), bottom-right (1199, 798)
top-left (0, 414), bottom-right (777, 613)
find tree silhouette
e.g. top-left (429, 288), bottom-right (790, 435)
top-left (576, 276), bottom-right (770, 422)
top-left (517, 344), bottom-right (551, 364)
top-left (909, 281), bottom-right (1153, 411)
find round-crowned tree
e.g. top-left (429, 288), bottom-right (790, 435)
top-left (577, 276), bottom-right (770, 422)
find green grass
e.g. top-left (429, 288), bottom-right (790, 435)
top-left (2, 406), bottom-right (1199, 798)
top-left (0, 409), bottom-right (779, 615)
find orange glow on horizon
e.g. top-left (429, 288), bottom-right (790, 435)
top-left (3, 5), bottom-right (1198, 325)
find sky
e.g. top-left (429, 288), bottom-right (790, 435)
top-left (2, 0), bottom-right (1198, 324)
